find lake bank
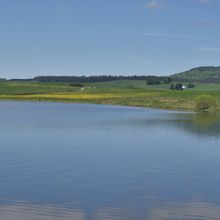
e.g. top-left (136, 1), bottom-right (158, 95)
top-left (0, 93), bottom-right (195, 111)
top-left (0, 80), bottom-right (220, 111)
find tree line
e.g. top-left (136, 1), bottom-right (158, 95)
top-left (11, 75), bottom-right (171, 83)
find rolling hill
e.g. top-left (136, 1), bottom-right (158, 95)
top-left (171, 66), bottom-right (220, 82)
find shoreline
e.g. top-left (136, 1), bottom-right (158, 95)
top-left (0, 81), bottom-right (219, 112)
top-left (0, 97), bottom-right (195, 112)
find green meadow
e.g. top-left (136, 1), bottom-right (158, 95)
top-left (0, 80), bottom-right (220, 111)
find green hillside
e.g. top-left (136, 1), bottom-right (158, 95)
top-left (171, 66), bottom-right (220, 82)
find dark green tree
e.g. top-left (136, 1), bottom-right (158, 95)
top-left (147, 78), bottom-right (161, 85)
top-left (169, 83), bottom-right (175, 90)
top-left (164, 77), bottom-right (172, 84)
top-left (187, 82), bottom-right (195, 88)
top-left (175, 83), bottom-right (183, 90)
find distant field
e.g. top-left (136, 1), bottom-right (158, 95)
top-left (0, 80), bottom-right (220, 111)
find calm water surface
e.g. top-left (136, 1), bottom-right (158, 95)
top-left (0, 101), bottom-right (220, 220)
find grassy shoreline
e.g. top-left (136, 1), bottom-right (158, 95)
top-left (0, 80), bottom-right (220, 111)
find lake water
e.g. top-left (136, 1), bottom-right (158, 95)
top-left (0, 101), bottom-right (220, 220)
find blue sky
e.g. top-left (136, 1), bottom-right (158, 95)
top-left (0, 0), bottom-right (219, 78)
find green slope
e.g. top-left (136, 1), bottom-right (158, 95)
top-left (171, 66), bottom-right (220, 82)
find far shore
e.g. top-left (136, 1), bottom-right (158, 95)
top-left (0, 80), bottom-right (219, 112)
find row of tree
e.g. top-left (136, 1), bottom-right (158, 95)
top-left (11, 75), bottom-right (172, 83)
top-left (146, 77), bottom-right (171, 85)
top-left (169, 82), bottom-right (195, 90)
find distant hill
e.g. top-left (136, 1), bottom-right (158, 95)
top-left (171, 66), bottom-right (220, 83)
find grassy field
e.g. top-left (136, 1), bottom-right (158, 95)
top-left (0, 80), bottom-right (220, 111)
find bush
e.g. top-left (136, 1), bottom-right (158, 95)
top-left (187, 82), bottom-right (195, 88)
top-left (164, 77), bottom-right (172, 84)
top-left (147, 78), bottom-right (161, 85)
top-left (70, 83), bottom-right (84, 87)
top-left (175, 83), bottom-right (183, 90)
top-left (195, 95), bottom-right (217, 111)
top-left (170, 83), bottom-right (183, 90)
top-left (169, 83), bottom-right (175, 90)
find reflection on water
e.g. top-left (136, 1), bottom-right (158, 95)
top-left (148, 202), bottom-right (220, 220)
top-left (193, 112), bottom-right (220, 127)
top-left (1, 200), bottom-right (220, 220)
top-left (0, 201), bottom-right (85, 220)
top-left (183, 112), bottom-right (220, 138)
top-left (134, 111), bottom-right (220, 138)
top-left (0, 102), bottom-right (220, 220)
top-left (0, 201), bottom-right (134, 220)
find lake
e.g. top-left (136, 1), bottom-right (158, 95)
top-left (0, 101), bottom-right (220, 220)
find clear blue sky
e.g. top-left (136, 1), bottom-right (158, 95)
top-left (0, 0), bottom-right (219, 78)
